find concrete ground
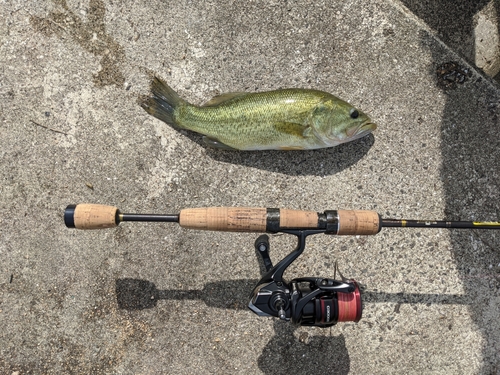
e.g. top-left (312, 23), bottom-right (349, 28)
top-left (1, 0), bottom-right (500, 374)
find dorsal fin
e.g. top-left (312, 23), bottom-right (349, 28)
top-left (202, 92), bottom-right (248, 107)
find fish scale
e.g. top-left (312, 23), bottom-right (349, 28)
top-left (141, 77), bottom-right (376, 151)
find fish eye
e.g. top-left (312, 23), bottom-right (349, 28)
top-left (349, 109), bottom-right (359, 119)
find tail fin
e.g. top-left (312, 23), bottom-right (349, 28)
top-left (141, 77), bottom-right (186, 128)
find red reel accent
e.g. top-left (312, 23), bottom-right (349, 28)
top-left (337, 281), bottom-right (362, 322)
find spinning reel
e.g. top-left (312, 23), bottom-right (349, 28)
top-left (249, 230), bottom-right (361, 327)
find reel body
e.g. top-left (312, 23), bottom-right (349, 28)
top-left (248, 230), bottom-right (362, 327)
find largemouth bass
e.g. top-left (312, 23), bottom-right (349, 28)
top-left (141, 77), bottom-right (376, 151)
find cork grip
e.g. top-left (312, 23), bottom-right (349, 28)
top-left (72, 204), bottom-right (119, 229)
top-left (279, 209), bottom-right (318, 229)
top-left (337, 210), bottom-right (380, 235)
top-left (179, 207), bottom-right (267, 232)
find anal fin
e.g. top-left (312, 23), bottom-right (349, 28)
top-left (202, 136), bottom-right (238, 150)
top-left (278, 146), bottom-right (305, 150)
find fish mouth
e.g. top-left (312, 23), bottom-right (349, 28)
top-left (346, 121), bottom-right (377, 139)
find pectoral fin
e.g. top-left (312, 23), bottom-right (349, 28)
top-left (202, 92), bottom-right (247, 107)
top-left (274, 122), bottom-right (312, 138)
top-left (202, 136), bottom-right (238, 150)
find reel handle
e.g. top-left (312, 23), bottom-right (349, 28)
top-left (64, 204), bottom-right (381, 235)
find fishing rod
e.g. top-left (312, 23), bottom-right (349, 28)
top-left (64, 204), bottom-right (500, 232)
top-left (64, 204), bottom-right (500, 328)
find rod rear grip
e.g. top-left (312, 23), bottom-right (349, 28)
top-left (179, 207), bottom-right (267, 232)
top-left (65, 204), bottom-right (119, 229)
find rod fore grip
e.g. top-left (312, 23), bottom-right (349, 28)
top-left (337, 210), bottom-right (381, 235)
top-left (65, 204), bottom-right (119, 229)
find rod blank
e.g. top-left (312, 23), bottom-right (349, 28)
top-left (121, 213), bottom-right (179, 223)
top-left (381, 219), bottom-right (500, 230)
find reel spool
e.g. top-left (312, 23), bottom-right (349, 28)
top-left (290, 278), bottom-right (362, 326)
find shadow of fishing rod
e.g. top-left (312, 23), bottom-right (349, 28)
top-left (115, 278), bottom-right (469, 311)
